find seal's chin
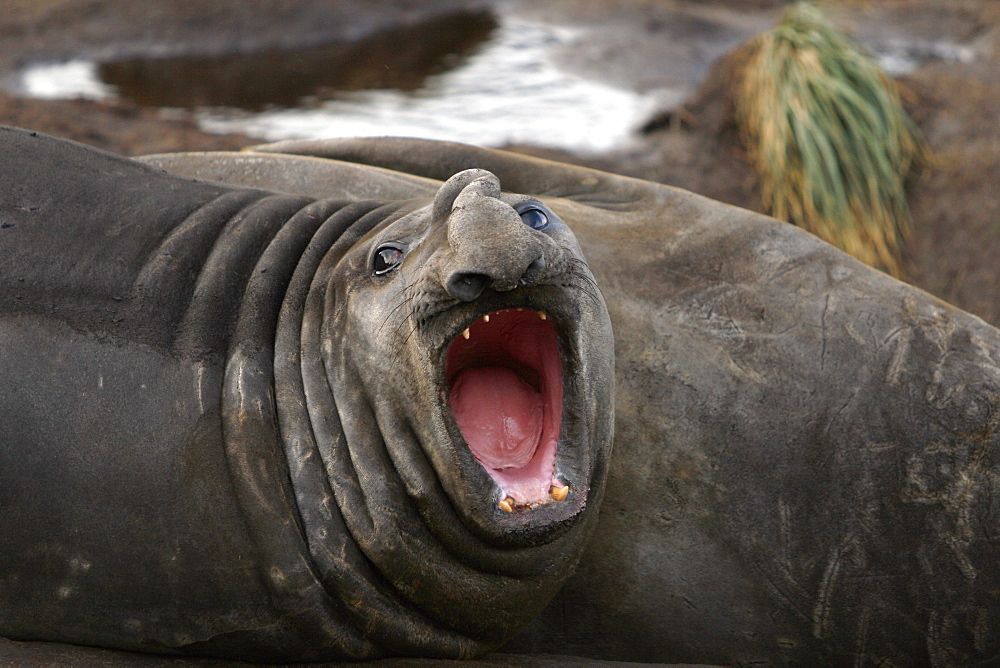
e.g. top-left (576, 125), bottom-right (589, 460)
top-left (445, 308), bottom-right (564, 510)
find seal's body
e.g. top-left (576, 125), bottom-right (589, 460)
top-left (3, 127), bottom-right (1000, 666)
top-left (151, 138), bottom-right (1000, 666)
top-left (0, 126), bottom-right (615, 662)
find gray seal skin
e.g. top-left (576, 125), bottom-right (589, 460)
top-left (0, 126), bottom-right (616, 662)
top-left (145, 138), bottom-right (1000, 666)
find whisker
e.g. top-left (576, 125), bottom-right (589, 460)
top-left (567, 257), bottom-right (599, 280)
top-left (390, 320), bottom-right (422, 366)
top-left (573, 270), bottom-right (602, 293)
top-left (389, 304), bottom-right (420, 341)
top-left (380, 294), bottom-right (417, 336)
top-left (567, 260), bottom-right (603, 294)
top-left (378, 279), bottom-right (420, 336)
top-left (544, 257), bottom-right (603, 306)
top-left (386, 288), bottom-right (458, 365)
top-left (576, 286), bottom-right (603, 306)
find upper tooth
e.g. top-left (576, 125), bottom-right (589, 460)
top-left (550, 484), bottom-right (569, 501)
top-left (483, 314), bottom-right (490, 323)
top-left (462, 328), bottom-right (470, 340)
top-left (539, 310), bottom-right (547, 320)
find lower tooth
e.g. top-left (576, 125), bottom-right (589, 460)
top-left (498, 497), bottom-right (515, 513)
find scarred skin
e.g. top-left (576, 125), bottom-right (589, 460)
top-left (0, 126), bottom-right (614, 662)
top-left (3, 127), bottom-right (1000, 665)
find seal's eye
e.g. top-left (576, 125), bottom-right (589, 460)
top-left (373, 244), bottom-right (404, 276)
top-left (518, 207), bottom-right (549, 231)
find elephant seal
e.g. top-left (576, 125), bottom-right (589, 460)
top-left (143, 137), bottom-right (1000, 666)
top-left (5, 126), bottom-right (1000, 666)
top-left (0, 126), bottom-right (615, 662)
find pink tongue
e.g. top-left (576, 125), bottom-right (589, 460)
top-left (450, 367), bottom-right (543, 470)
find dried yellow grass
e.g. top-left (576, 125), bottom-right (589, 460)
top-left (736, 2), bottom-right (928, 278)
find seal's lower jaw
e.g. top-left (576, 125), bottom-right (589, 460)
top-left (446, 308), bottom-right (564, 510)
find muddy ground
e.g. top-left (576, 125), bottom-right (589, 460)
top-left (1, 0), bottom-right (998, 326)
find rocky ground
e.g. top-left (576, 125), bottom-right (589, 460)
top-left (1, 0), bottom-right (998, 325)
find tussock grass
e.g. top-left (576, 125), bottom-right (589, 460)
top-left (736, 2), bottom-right (927, 277)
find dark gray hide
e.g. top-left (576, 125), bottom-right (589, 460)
top-left (0, 126), bottom-right (615, 662)
top-left (144, 138), bottom-right (1000, 666)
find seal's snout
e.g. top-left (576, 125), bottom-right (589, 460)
top-left (445, 254), bottom-right (545, 302)
top-left (445, 272), bottom-right (489, 302)
top-left (434, 169), bottom-right (547, 301)
top-left (418, 167), bottom-right (610, 533)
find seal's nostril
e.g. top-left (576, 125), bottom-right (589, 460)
top-left (446, 272), bottom-right (489, 302)
top-left (519, 256), bottom-right (546, 287)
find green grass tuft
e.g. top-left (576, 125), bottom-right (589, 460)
top-left (736, 2), bottom-right (928, 278)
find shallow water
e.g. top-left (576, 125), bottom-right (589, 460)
top-left (13, 8), bottom-right (978, 153)
top-left (16, 11), bottom-right (664, 153)
top-left (195, 18), bottom-right (666, 153)
top-left (97, 12), bottom-right (500, 111)
top-left (20, 60), bottom-right (116, 101)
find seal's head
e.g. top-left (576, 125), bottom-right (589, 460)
top-left (275, 169), bottom-right (614, 656)
top-left (335, 169), bottom-right (613, 541)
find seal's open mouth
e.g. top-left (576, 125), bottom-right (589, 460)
top-left (445, 308), bottom-right (564, 510)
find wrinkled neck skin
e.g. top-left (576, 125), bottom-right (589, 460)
top-left (224, 170), bottom-right (614, 660)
